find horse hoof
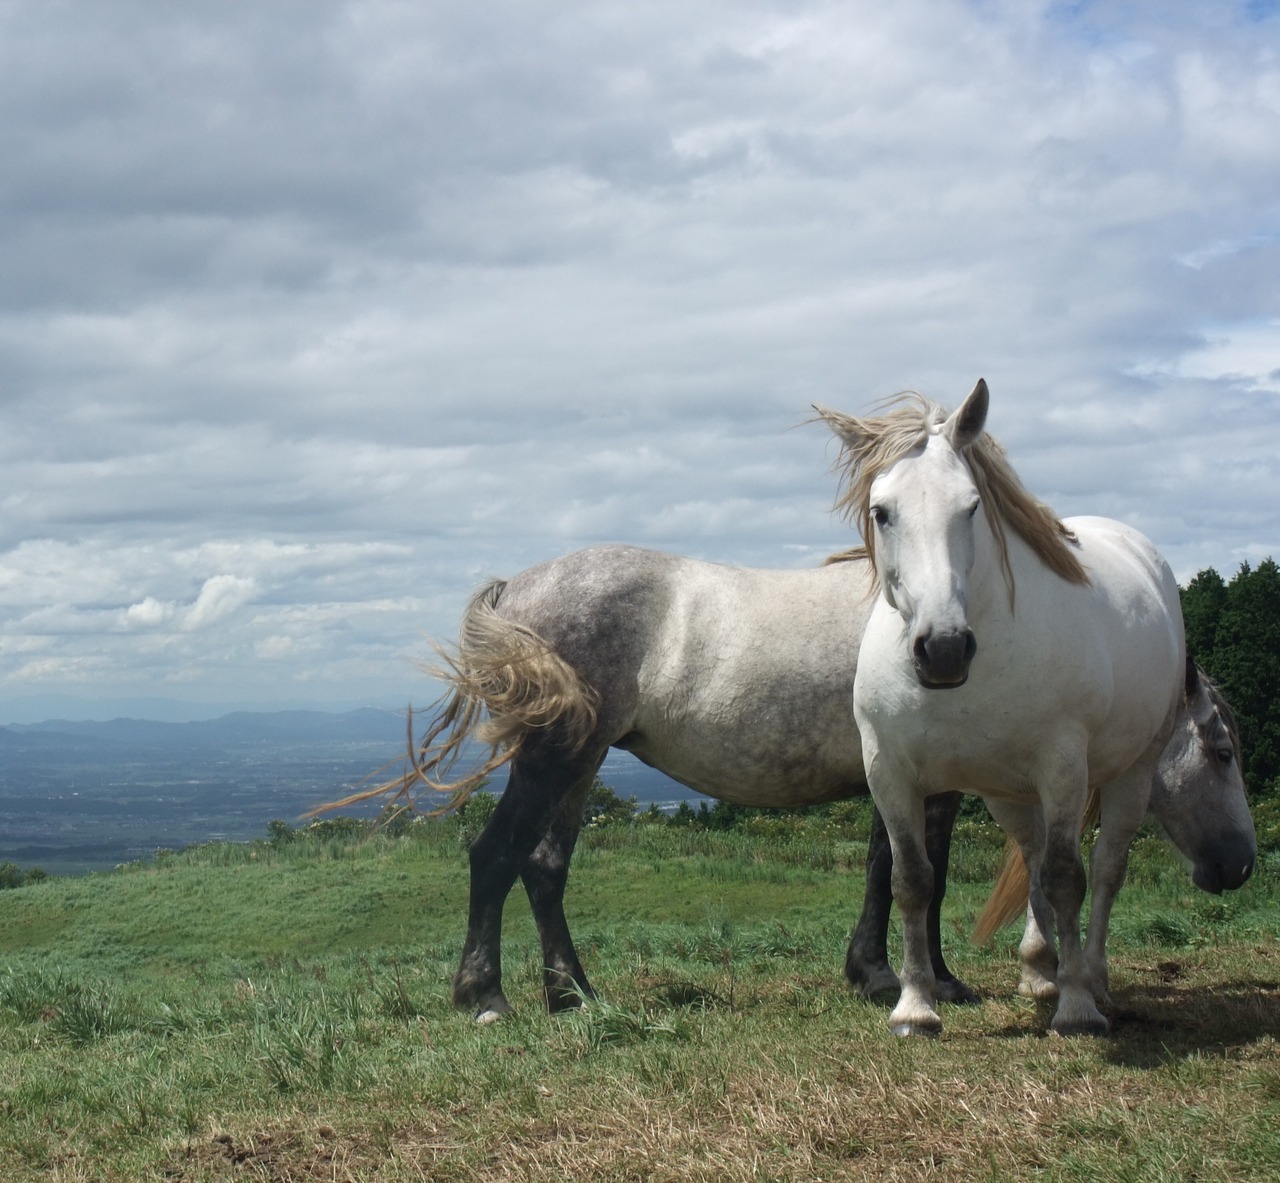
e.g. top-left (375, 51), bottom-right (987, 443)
top-left (858, 981), bottom-right (900, 1004)
top-left (936, 978), bottom-right (981, 1006)
top-left (1018, 979), bottom-right (1059, 1003)
top-left (849, 966), bottom-right (901, 1003)
top-left (1051, 1014), bottom-right (1109, 1038)
top-left (546, 986), bottom-right (592, 1013)
top-left (890, 1020), bottom-right (942, 1039)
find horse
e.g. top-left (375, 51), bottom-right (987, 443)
top-left (974, 657), bottom-right (1256, 1002)
top-left (815, 377), bottom-right (1255, 1036)
top-left (337, 544), bottom-right (1253, 1024)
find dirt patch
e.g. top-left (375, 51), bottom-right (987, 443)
top-left (165, 1125), bottom-right (383, 1182)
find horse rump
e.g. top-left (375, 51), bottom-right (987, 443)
top-left (314, 578), bottom-right (599, 818)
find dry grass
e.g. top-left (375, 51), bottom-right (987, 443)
top-left (148, 947), bottom-right (1280, 1183)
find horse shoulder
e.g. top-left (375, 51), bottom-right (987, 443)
top-left (1062, 518), bottom-right (1185, 759)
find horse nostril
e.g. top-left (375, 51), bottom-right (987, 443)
top-left (913, 633), bottom-right (932, 669)
top-left (963, 630), bottom-right (977, 664)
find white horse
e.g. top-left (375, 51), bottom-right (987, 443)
top-left (817, 379), bottom-right (1206, 1037)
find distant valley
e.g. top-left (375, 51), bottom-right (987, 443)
top-left (0, 710), bottom-right (703, 875)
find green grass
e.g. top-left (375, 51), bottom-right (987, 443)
top-left (0, 815), bottom-right (1276, 1181)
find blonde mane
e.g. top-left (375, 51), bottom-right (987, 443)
top-left (815, 394), bottom-right (1088, 603)
top-left (822, 545), bottom-right (869, 566)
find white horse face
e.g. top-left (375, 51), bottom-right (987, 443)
top-left (868, 382), bottom-right (989, 688)
top-left (1151, 662), bottom-right (1257, 893)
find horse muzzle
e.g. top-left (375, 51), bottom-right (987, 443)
top-left (1191, 847), bottom-right (1256, 894)
top-left (912, 627), bottom-right (977, 689)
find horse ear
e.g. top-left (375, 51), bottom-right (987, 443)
top-left (944, 378), bottom-right (989, 449)
top-left (1185, 655), bottom-right (1201, 698)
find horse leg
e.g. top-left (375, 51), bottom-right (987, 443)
top-left (520, 772), bottom-right (597, 1013)
top-left (984, 799), bottom-right (1058, 1001)
top-left (1037, 779), bottom-right (1108, 1037)
top-left (452, 744), bottom-right (602, 1022)
top-left (872, 784), bottom-right (940, 1037)
top-left (844, 804), bottom-right (899, 1000)
top-left (1082, 764), bottom-right (1152, 1003)
top-left (846, 793), bottom-right (977, 1004)
top-left (922, 792), bottom-right (980, 1004)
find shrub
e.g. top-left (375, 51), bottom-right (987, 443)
top-left (0, 861), bottom-right (49, 889)
top-left (584, 779), bottom-right (639, 826)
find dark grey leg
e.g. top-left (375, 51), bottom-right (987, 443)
top-left (923, 793), bottom-right (980, 1004)
top-left (521, 776), bottom-right (595, 1012)
top-left (846, 792), bottom-right (978, 1004)
top-left (845, 803), bottom-right (898, 999)
top-left (451, 744), bottom-right (602, 1021)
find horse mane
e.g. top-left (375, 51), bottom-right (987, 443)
top-left (822, 545), bottom-right (869, 566)
top-left (816, 393), bottom-right (1089, 604)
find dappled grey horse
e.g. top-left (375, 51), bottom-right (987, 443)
top-left (389, 545), bottom-right (967, 1018)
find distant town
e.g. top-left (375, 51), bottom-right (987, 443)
top-left (0, 709), bottom-right (702, 876)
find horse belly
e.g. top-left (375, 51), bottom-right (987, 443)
top-left (623, 690), bottom-right (865, 808)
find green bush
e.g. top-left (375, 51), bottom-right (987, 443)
top-left (0, 862), bottom-right (49, 889)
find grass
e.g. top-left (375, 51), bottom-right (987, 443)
top-left (0, 810), bottom-right (1275, 1181)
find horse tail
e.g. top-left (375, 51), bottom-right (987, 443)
top-left (970, 837), bottom-right (1028, 946)
top-left (971, 784), bottom-right (1103, 945)
top-left (314, 578), bottom-right (599, 819)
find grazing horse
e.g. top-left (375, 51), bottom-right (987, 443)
top-left (816, 378), bottom-right (1229, 1036)
top-left (974, 658), bottom-right (1255, 1000)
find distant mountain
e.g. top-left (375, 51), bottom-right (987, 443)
top-left (2, 708), bottom-right (410, 753)
top-left (0, 694), bottom-right (332, 725)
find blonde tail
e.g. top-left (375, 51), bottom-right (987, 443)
top-left (971, 785), bottom-right (1102, 945)
top-left (313, 579), bottom-right (599, 819)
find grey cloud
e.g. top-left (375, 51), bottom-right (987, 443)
top-left (0, 1), bottom-right (1277, 710)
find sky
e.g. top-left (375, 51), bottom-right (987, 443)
top-left (0, 0), bottom-right (1277, 720)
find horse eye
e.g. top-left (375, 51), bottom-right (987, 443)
top-left (871, 506), bottom-right (890, 529)
top-left (968, 499), bottom-right (981, 519)
top-left (1216, 746), bottom-right (1234, 766)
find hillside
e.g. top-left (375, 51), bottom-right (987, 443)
top-left (0, 815), bottom-right (1276, 1181)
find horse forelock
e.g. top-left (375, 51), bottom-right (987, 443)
top-left (1192, 670), bottom-right (1242, 764)
top-left (821, 393), bottom-right (1089, 598)
top-left (821, 394), bottom-right (941, 585)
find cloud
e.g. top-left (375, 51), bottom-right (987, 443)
top-left (125, 597), bottom-right (175, 628)
top-left (182, 574), bottom-right (257, 631)
top-left (0, 0), bottom-right (1277, 711)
